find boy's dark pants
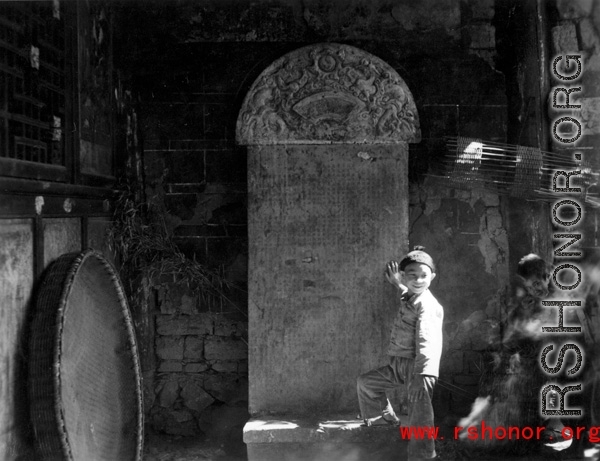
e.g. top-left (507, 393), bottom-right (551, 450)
top-left (357, 356), bottom-right (436, 460)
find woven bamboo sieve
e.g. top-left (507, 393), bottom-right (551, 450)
top-left (28, 250), bottom-right (144, 461)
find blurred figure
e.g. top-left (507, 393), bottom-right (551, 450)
top-left (459, 254), bottom-right (573, 454)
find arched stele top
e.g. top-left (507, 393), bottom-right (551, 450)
top-left (236, 43), bottom-right (421, 145)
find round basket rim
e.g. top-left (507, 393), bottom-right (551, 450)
top-left (31, 249), bottom-right (144, 461)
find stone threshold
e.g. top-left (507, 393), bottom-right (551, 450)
top-left (244, 415), bottom-right (408, 444)
top-left (244, 415), bottom-right (409, 461)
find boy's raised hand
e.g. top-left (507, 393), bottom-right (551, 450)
top-left (386, 260), bottom-right (407, 292)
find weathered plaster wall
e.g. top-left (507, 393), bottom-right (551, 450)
top-left (409, 182), bottom-right (509, 418)
top-left (0, 221), bottom-right (34, 459)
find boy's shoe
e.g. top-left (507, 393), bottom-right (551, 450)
top-left (363, 414), bottom-right (400, 427)
top-left (383, 414), bottom-right (401, 426)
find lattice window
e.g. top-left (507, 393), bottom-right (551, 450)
top-left (0, 1), bottom-right (68, 181)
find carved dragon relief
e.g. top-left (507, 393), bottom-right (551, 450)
top-left (236, 43), bottom-right (421, 145)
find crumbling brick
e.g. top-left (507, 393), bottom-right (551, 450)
top-left (551, 23), bottom-right (579, 54)
top-left (158, 379), bottom-right (180, 407)
top-left (158, 361), bottom-right (183, 373)
top-left (557, 0), bottom-right (594, 20)
top-left (214, 316), bottom-right (247, 337)
top-left (211, 361), bottom-right (239, 373)
top-left (468, 24), bottom-right (496, 49)
top-left (184, 336), bottom-right (204, 360)
top-left (156, 314), bottom-right (213, 335)
top-left (466, 0), bottom-right (495, 20)
top-left (156, 336), bottom-right (184, 360)
top-left (204, 336), bottom-right (247, 361)
top-left (204, 374), bottom-right (249, 404)
top-left (181, 380), bottom-right (215, 413)
top-left (578, 18), bottom-right (600, 51)
top-left (184, 362), bottom-right (210, 373)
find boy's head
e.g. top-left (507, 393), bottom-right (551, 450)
top-left (400, 246), bottom-right (436, 295)
top-left (516, 253), bottom-right (551, 298)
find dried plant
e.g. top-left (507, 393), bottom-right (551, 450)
top-left (108, 185), bottom-right (232, 305)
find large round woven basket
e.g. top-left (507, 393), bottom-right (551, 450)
top-left (29, 250), bottom-right (144, 461)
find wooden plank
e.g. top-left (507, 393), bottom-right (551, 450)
top-left (43, 217), bottom-right (81, 267)
top-left (0, 194), bottom-right (113, 218)
top-left (34, 215), bottom-right (44, 278)
top-left (0, 177), bottom-right (117, 198)
top-left (0, 158), bottom-right (67, 182)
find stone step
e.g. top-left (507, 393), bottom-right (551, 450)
top-left (244, 415), bottom-right (409, 461)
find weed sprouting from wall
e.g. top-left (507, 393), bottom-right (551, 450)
top-left (108, 185), bottom-right (231, 307)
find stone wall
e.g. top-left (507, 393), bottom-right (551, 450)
top-left (151, 311), bottom-right (248, 436)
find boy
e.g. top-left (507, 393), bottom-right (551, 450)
top-left (357, 246), bottom-right (443, 460)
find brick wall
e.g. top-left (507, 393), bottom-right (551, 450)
top-left (140, 62), bottom-right (250, 435)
